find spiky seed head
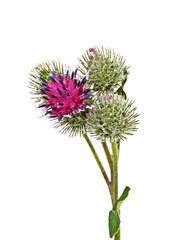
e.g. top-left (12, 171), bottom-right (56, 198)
top-left (78, 46), bottom-right (129, 94)
top-left (86, 93), bottom-right (139, 142)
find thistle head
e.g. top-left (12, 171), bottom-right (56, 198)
top-left (29, 62), bottom-right (93, 134)
top-left (86, 93), bottom-right (139, 142)
top-left (78, 46), bottom-right (129, 95)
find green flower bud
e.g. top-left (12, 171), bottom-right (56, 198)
top-left (86, 94), bottom-right (139, 142)
top-left (78, 46), bottom-right (129, 94)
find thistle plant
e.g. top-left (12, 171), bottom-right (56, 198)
top-left (29, 46), bottom-right (139, 240)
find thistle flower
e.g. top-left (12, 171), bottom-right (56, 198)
top-left (37, 69), bottom-right (92, 121)
top-left (86, 93), bottom-right (139, 142)
top-left (29, 61), bottom-right (92, 119)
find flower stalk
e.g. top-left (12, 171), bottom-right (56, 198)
top-left (111, 142), bottom-right (120, 240)
top-left (83, 133), bottom-right (110, 188)
top-left (101, 141), bottom-right (113, 195)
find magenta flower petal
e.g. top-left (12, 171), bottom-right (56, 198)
top-left (39, 69), bottom-right (92, 121)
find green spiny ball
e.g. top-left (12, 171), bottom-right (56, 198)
top-left (86, 94), bottom-right (139, 142)
top-left (78, 46), bottom-right (129, 94)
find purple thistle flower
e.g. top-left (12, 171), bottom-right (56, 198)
top-left (39, 69), bottom-right (92, 121)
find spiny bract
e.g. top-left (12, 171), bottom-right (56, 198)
top-left (86, 93), bottom-right (139, 142)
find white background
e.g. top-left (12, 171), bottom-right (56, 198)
top-left (0, 0), bottom-right (183, 239)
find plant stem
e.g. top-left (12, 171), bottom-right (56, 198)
top-left (112, 142), bottom-right (120, 240)
top-left (101, 141), bottom-right (113, 170)
top-left (111, 142), bottom-right (119, 203)
top-left (117, 141), bottom-right (120, 158)
top-left (83, 133), bottom-right (110, 187)
top-left (102, 141), bottom-right (114, 198)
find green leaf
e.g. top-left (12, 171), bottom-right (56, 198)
top-left (116, 72), bottom-right (128, 99)
top-left (109, 210), bottom-right (120, 238)
top-left (116, 86), bottom-right (127, 99)
top-left (113, 186), bottom-right (131, 212)
top-left (108, 186), bottom-right (131, 238)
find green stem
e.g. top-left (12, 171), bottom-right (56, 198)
top-left (117, 141), bottom-right (120, 158)
top-left (83, 133), bottom-right (110, 187)
top-left (102, 141), bottom-right (114, 198)
top-left (111, 142), bottom-right (119, 203)
top-left (111, 142), bottom-right (120, 240)
top-left (101, 141), bottom-right (113, 170)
